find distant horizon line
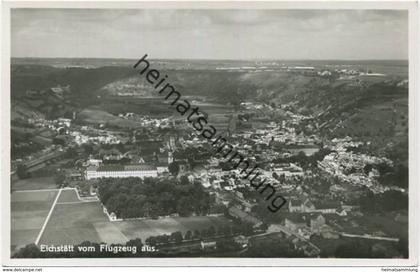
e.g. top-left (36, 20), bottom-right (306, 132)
top-left (11, 57), bottom-right (409, 62)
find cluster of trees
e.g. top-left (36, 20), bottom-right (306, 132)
top-left (52, 137), bottom-right (66, 146)
top-left (359, 190), bottom-right (408, 213)
top-left (334, 240), bottom-right (372, 258)
top-left (11, 130), bottom-right (43, 160)
top-left (242, 238), bottom-right (305, 258)
top-left (16, 164), bottom-right (30, 179)
top-left (334, 238), bottom-right (408, 258)
top-left (146, 231), bottom-right (184, 246)
top-left (54, 171), bottom-right (67, 187)
top-left (143, 223), bottom-right (254, 247)
top-left (98, 177), bottom-right (213, 218)
top-left (168, 161), bottom-right (180, 176)
top-left (376, 162), bottom-right (408, 189)
top-left (216, 238), bottom-right (243, 253)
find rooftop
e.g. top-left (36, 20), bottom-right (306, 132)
top-left (96, 164), bottom-right (157, 172)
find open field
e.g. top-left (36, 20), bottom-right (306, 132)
top-left (359, 214), bottom-right (408, 239)
top-left (56, 188), bottom-right (82, 203)
top-left (11, 190), bottom-right (58, 252)
top-left (39, 200), bottom-right (108, 246)
top-left (112, 216), bottom-right (232, 242)
top-left (11, 176), bottom-right (57, 191)
top-left (34, 189), bottom-right (233, 246)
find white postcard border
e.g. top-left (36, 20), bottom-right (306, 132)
top-left (1, 0), bottom-right (418, 267)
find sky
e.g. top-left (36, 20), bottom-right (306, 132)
top-left (11, 9), bottom-right (408, 60)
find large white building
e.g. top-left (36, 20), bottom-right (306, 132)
top-left (86, 164), bottom-right (158, 180)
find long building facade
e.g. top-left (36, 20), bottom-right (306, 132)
top-left (86, 164), bottom-right (158, 180)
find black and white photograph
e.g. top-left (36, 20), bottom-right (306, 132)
top-left (1, 0), bottom-right (418, 269)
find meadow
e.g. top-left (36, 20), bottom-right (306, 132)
top-left (11, 190), bottom-right (58, 252)
top-left (36, 189), bottom-right (233, 246)
top-left (11, 176), bottom-right (57, 191)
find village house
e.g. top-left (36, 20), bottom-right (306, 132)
top-left (288, 198), bottom-right (316, 213)
top-left (284, 214), bottom-right (308, 233)
top-left (200, 240), bottom-right (217, 250)
top-left (314, 201), bottom-right (340, 214)
top-left (310, 214), bottom-right (326, 233)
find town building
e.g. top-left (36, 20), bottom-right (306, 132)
top-left (288, 198), bottom-right (316, 213)
top-left (86, 164), bottom-right (158, 180)
top-left (200, 240), bottom-right (217, 250)
top-left (309, 214), bottom-right (326, 233)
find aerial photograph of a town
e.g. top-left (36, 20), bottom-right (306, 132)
top-left (8, 7), bottom-right (410, 260)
